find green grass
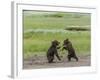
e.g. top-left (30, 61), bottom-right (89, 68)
top-left (23, 11), bottom-right (91, 58)
top-left (24, 31), bottom-right (90, 57)
top-left (23, 11), bottom-right (91, 30)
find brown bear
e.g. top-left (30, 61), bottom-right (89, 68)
top-left (47, 40), bottom-right (61, 63)
top-left (62, 39), bottom-right (78, 61)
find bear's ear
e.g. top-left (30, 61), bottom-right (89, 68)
top-left (52, 40), bottom-right (55, 43)
top-left (66, 38), bottom-right (69, 41)
top-left (52, 40), bottom-right (55, 44)
top-left (52, 41), bottom-right (56, 46)
top-left (52, 40), bottom-right (57, 44)
top-left (52, 41), bottom-right (54, 44)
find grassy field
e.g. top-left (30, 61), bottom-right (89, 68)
top-left (23, 11), bottom-right (91, 58)
top-left (23, 11), bottom-right (91, 30)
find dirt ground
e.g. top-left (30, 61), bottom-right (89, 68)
top-left (23, 55), bottom-right (91, 69)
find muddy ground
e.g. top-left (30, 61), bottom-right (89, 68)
top-left (23, 55), bottom-right (91, 69)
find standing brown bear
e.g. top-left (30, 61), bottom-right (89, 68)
top-left (47, 40), bottom-right (61, 63)
top-left (62, 39), bottom-right (78, 61)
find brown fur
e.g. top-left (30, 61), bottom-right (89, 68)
top-left (47, 40), bottom-right (61, 63)
top-left (62, 39), bottom-right (78, 61)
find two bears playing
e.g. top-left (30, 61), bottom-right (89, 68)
top-left (47, 39), bottom-right (78, 63)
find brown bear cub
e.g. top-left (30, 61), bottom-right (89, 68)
top-left (62, 39), bottom-right (78, 61)
top-left (47, 40), bottom-right (61, 63)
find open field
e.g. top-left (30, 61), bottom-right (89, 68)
top-left (24, 31), bottom-right (90, 58)
top-left (23, 11), bottom-right (91, 30)
top-left (23, 11), bottom-right (91, 69)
